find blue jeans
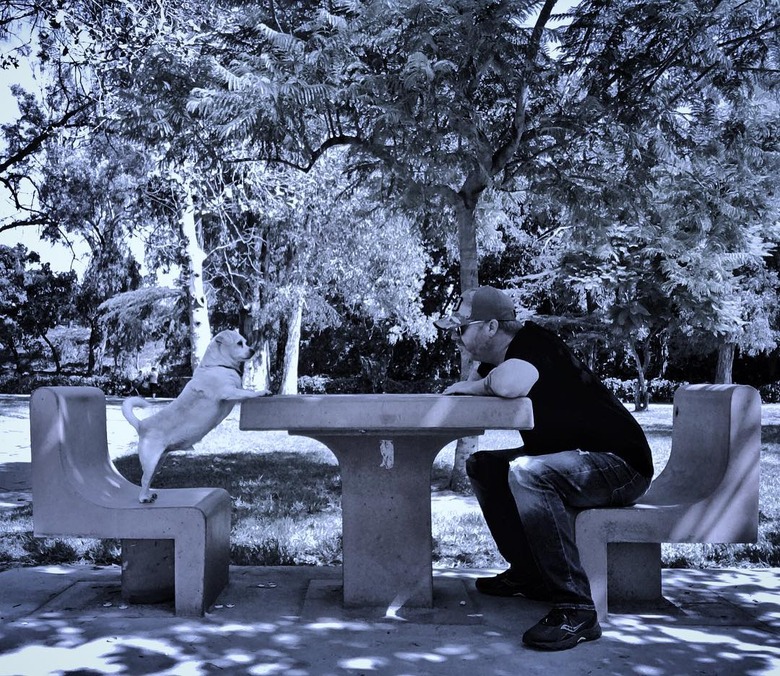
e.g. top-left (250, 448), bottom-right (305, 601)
top-left (467, 448), bottom-right (651, 609)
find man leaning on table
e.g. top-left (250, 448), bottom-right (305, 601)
top-left (435, 286), bottom-right (653, 651)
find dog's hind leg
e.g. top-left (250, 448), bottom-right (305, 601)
top-left (137, 440), bottom-right (166, 504)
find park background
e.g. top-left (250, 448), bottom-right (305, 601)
top-left (1, 2), bottom-right (779, 571)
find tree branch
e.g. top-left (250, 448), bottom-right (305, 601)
top-left (0, 100), bottom-right (93, 175)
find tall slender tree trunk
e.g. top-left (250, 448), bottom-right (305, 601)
top-left (716, 342), bottom-right (736, 384)
top-left (628, 340), bottom-right (650, 411)
top-left (180, 180), bottom-right (212, 370)
top-left (443, 1), bottom-right (547, 488)
top-left (241, 301), bottom-right (272, 392)
top-left (245, 338), bottom-right (272, 391)
top-left (449, 190), bottom-right (482, 492)
top-left (86, 318), bottom-right (103, 375)
top-left (280, 289), bottom-right (305, 394)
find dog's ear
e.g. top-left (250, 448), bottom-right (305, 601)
top-left (213, 330), bottom-right (232, 345)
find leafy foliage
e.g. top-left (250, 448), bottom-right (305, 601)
top-left (0, 244), bottom-right (77, 373)
top-left (1, 0), bottom-right (779, 391)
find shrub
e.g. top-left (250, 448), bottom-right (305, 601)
top-left (602, 377), bottom-right (687, 404)
top-left (23, 536), bottom-right (78, 564)
top-left (299, 375), bottom-right (454, 395)
top-left (759, 382), bottom-right (780, 404)
top-left (0, 372), bottom-right (138, 396)
top-left (298, 375), bottom-right (330, 394)
top-left (323, 376), bottom-right (366, 393)
top-left (602, 377), bottom-right (635, 402)
top-left (231, 538), bottom-right (296, 566)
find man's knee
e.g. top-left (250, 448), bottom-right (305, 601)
top-left (508, 455), bottom-right (545, 490)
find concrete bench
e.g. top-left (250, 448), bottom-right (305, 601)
top-left (30, 386), bottom-right (231, 616)
top-left (575, 384), bottom-right (761, 620)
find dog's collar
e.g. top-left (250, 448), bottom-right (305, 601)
top-left (202, 364), bottom-right (243, 377)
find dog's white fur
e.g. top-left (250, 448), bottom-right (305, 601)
top-left (122, 329), bottom-right (270, 503)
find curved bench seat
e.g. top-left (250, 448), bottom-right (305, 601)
top-left (576, 384), bottom-right (761, 620)
top-left (30, 386), bottom-right (230, 616)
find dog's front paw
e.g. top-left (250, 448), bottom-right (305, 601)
top-left (139, 492), bottom-right (158, 504)
top-left (254, 389), bottom-right (272, 397)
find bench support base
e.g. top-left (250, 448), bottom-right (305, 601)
top-left (608, 542), bottom-right (662, 603)
top-left (121, 538), bottom-right (175, 604)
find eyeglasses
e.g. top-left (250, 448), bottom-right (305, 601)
top-left (450, 320), bottom-right (485, 337)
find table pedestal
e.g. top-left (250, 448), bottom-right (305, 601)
top-left (297, 430), bottom-right (482, 609)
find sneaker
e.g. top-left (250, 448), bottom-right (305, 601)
top-left (522, 608), bottom-right (601, 651)
top-left (475, 570), bottom-right (546, 600)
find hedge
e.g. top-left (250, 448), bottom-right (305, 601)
top-left (4, 371), bottom-right (780, 404)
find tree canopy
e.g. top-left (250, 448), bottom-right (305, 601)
top-left (1, 0), bottom-right (779, 398)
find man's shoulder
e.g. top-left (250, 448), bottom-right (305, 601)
top-left (510, 320), bottom-right (558, 347)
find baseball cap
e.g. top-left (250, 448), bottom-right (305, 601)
top-left (434, 286), bottom-right (516, 330)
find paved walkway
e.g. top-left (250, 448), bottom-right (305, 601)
top-left (3, 453), bottom-right (779, 674)
top-left (0, 564), bottom-right (779, 675)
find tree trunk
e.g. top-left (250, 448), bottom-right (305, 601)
top-left (180, 180), bottom-right (212, 370)
top-left (449, 191), bottom-right (481, 492)
top-left (245, 337), bottom-right (272, 391)
top-left (715, 342), bottom-right (736, 384)
top-left (86, 319), bottom-right (100, 375)
top-left (628, 340), bottom-right (649, 411)
top-left (240, 304), bottom-right (271, 391)
top-left (280, 289), bottom-right (304, 394)
top-left (41, 332), bottom-right (62, 374)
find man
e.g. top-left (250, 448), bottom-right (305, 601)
top-left (435, 286), bottom-right (653, 651)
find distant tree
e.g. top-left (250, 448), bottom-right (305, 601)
top-left (76, 241), bottom-right (143, 374)
top-left (0, 244), bottom-right (31, 372)
top-left (26, 135), bottom-right (148, 373)
top-left (557, 0), bottom-right (780, 384)
top-left (0, 244), bottom-right (77, 373)
top-left (652, 89), bottom-right (780, 383)
top-left (97, 286), bottom-right (184, 373)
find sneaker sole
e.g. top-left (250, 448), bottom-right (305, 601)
top-left (523, 625), bottom-right (602, 651)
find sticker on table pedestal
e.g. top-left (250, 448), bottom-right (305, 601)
top-left (379, 439), bottom-right (394, 469)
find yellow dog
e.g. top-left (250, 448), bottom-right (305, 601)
top-left (123, 330), bottom-right (270, 503)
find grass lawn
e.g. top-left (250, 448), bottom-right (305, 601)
top-left (1, 396), bottom-right (778, 571)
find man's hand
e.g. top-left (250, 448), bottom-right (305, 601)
top-left (443, 380), bottom-right (487, 396)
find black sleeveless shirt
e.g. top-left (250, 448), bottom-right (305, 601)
top-left (478, 321), bottom-right (654, 478)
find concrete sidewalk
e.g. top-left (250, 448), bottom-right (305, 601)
top-left (0, 563), bottom-right (778, 676)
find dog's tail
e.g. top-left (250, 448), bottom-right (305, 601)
top-left (122, 396), bottom-right (151, 431)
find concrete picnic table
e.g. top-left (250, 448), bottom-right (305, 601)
top-left (239, 393), bottom-right (533, 610)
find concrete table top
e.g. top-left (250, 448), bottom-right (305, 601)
top-left (240, 394), bottom-right (533, 611)
top-left (240, 393), bottom-right (534, 433)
